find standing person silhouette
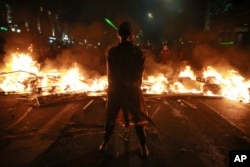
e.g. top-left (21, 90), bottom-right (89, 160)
top-left (157, 44), bottom-right (170, 64)
top-left (99, 21), bottom-right (149, 158)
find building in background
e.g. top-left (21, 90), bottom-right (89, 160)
top-left (0, 0), bottom-right (73, 58)
top-left (205, 0), bottom-right (250, 48)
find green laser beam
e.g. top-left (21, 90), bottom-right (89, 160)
top-left (220, 41), bottom-right (234, 45)
top-left (104, 18), bottom-right (118, 30)
top-left (0, 26), bottom-right (8, 31)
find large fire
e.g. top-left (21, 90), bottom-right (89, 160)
top-left (0, 52), bottom-right (107, 95)
top-left (0, 52), bottom-right (250, 103)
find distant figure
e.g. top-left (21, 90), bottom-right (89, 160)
top-left (0, 37), bottom-right (6, 60)
top-left (157, 44), bottom-right (170, 64)
top-left (99, 21), bottom-right (149, 158)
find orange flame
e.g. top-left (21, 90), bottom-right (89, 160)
top-left (0, 52), bottom-right (249, 103)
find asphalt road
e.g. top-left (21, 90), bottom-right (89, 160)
top-left (0, 94), bottom-right (250, 167)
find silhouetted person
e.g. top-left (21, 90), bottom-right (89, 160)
top-left (156, 44), bottom-right (170, 64)
top-left (99, 21), bottom-right (149, 158)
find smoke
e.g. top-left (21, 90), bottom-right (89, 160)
top-left (143, 48), bottom-right (176, 79)
top-left (141, 38), bottom-right (250, 81)
top-left (223, 47), bottom-right (250, 77)
top-left (1, 0), bottom-right (249, 81)
top-left (192, 44), bottom-right (231, 71)
top-left (191, 44), bottom-right (250, 78)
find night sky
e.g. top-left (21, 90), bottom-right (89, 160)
top-left (7, 0), bottom-right (207, 43)
top-left (57, 0), bottom-right (206, 40)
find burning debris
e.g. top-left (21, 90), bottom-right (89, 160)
top-left (0, 52), bottom-right (250, 106)
top-left (33, 92), bottom-right (89, 107)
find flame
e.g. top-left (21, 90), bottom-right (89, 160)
top-left (178, 65), bottom-right (196, 80)
top-left (0, 52), bottom-right (249, 103)
top-left (202, 66), bottom-right (222, 84)
top-left (142, 73), bottom-right (168, 94)
top-left (220, 70), bottom-right (250, 103)
top-left (0, 52), bottom-right (39, 93)
top-left (0, 52), bottom-right (108, 94)
top-left (6, 52), bottom-right (40, 73)
top-left (202, 66), bottom-right (250, 103)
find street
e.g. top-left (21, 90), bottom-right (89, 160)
top-left (0, 94), bottom-right (250, 167)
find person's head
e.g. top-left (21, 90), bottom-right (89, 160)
top-left (118, 21), bottom-right (134, 42)
top-left (162, 44), bottom-right (169, 51)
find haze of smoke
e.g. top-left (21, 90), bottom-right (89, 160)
top-left (223, 47), bottom-right (250, 78)
top-left (191, 43), bottom-right (250, 78)
top-left (192, 44), bottom-right (231, 71)
top-left (1, 15), bottom-right (250, 81)
top-left (143, 48), bottom-right (176, 78)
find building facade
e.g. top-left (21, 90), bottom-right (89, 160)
top-left (205, 0), bottom-right (250, 48)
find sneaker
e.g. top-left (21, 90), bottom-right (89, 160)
top-left (99, 140), bottom-right (108, 153)
top-left (140, 144), bottom-right (149, 158)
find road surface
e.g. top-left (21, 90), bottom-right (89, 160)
top-left (0, 94), bottom-right (250, 167)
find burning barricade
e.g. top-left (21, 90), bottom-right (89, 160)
top-left (0, 52), bottom-right (250, 106)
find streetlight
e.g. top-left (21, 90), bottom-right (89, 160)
top-left (147, 12), bottom-right (154, 20)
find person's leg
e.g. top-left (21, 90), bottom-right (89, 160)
top-left (126, 94), bottom-right (149, 158)
top-left (103, 121), bottom-right (115, 141)
top-left (135, 124), bottom-right (149, 158)
top-left (99, 100), bottom-right (120, 152)
top-left (99, 122), bottom-right (115, 152)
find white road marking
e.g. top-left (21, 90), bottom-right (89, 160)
top-left (5, 107), bottom-right (33, 130)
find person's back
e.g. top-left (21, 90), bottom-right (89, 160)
top-left (99, 21), bottom-right (149, 158)
top-left (107, 41), bottom-right (145, 93)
